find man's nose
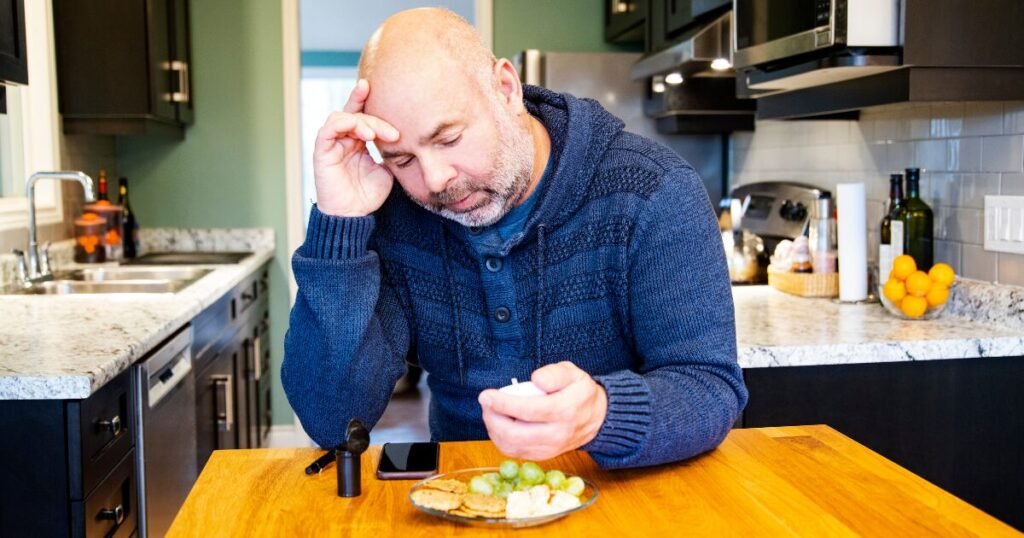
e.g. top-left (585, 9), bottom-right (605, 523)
top-left (421, 155), bottom-right (457, 194)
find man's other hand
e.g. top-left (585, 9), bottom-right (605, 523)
top-left (478, 361), bottom-right (608, 461)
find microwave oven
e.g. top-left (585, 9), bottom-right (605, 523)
top-left (732, 0), bottom-right (901, 69)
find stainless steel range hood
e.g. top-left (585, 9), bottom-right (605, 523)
top-left (631, 11), bottom-right (754, 133)
top-left (631, 11), bottom-right (733, 81)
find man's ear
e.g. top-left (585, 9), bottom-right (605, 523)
top-left (492, 58), bottom-right (525, 114)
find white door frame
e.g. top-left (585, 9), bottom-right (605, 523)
top-left (278, 0), bottom-right (494, 448)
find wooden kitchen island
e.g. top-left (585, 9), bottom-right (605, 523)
top-left (167, 426), bottom-right (1018, 536)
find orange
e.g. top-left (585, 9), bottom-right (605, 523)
top-left (900, 295), bottom-right (928, 318)
top-left (926, 284), bottom-right (949, 307)
top-left (882, 278), bottom-right (907, 303)
top-left (905, 271), bottom-right (933, 297)
top-left (928, 263), bottom-right (956, 287)
top-left (890, 255), bottom-right (917, 280)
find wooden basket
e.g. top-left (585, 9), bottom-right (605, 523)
top-left (767, 264), bottom-right (839, 298)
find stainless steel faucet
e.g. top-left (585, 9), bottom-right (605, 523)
top-left (18, 171), bottom-right (96, 283)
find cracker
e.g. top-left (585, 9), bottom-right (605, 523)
top-left (411, 489), bottom-right (463, 511)
top-left (420, 478), bottom-right (467, 494)
top-left (461, 493), bottom-right (506, 517)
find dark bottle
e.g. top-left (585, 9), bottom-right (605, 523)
top-left (879, 173), bottom-right (905, 279)
top-left (119, 177), bottom-right (140, 259)
top-left (901, 168), bottom-right (933, 270)
top-left (96, 169), bottom-right (109, 201)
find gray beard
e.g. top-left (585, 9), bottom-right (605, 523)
top-left (407, 113), bottom-right (535, 228)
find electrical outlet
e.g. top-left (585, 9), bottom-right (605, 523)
top-left (984, 195), bottom-right (1024, 254)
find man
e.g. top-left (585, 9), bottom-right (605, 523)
top-left (283, 8), bottom-right (747, 470)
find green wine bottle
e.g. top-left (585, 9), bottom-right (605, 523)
top-left (900, 168), bottom-right (933, 270)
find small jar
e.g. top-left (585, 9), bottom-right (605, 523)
top-left (83, 201), bottom-right (124, 262)
top-left (74, 212), bottom-right (107, 263)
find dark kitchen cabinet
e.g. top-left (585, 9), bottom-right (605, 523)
top-left (53, 0), bottom-right (194, 138)
top-left (649, 0), bottom-right (730, 53)
top-left (605, 0), bottom-right (647, 45)
top-left (0, 0), bottom-right (28, 85)
top-left (742, 356), bottom-right (1024, 531)
top-left (0, 369), bottom-right (139, 537)
top-left (193, 264), bottom-right (271, 472)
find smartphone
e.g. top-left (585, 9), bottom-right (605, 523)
top-left (376, 442), bottom-right (440, 480)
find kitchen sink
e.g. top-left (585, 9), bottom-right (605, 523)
top-left (2, 267), bottom-right (213, 295)
top-left (17, 280), bottom-right (193, 295)
top-left (66, 267), bottom-right (212, 282)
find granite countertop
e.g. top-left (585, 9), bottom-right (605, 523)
top-left (735, 280), bottom-right (1024, 368)
top-left (2, 225), bottom-right (1022, 399)
top-left (0, 228), bottom-right (275, 400)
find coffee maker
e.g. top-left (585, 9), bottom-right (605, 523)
top-left (722, 181), bottom-right (831, 284)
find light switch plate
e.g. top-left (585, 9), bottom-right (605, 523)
top-left (984, 195), bottom-right (1024, 254)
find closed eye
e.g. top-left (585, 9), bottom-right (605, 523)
top-left (440, 134), bottom-right (462, 147)
top-left (395, 156), bottom-right (416, 169)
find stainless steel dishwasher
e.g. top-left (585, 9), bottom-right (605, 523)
top-left (134, 329), bottom-right (198, 538)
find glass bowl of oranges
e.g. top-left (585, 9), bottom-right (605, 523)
top-left (879, 255), bottom-right (956, 320)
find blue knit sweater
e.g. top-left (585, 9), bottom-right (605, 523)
top-left (283, 85), bottom-right (747, 470)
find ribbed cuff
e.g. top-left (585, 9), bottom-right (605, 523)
top-left (301, 204), bottom-right (376, 259)
top-left (583, 370), bottom-right (653, 458)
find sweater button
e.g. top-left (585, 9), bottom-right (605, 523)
top-left (468, 226), bottom-right (482, 235)
top-left (494, 306), bottom-right (511, 323)
top-left (485, 257), bottom-right (503, 272)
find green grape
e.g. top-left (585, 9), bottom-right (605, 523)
top-left (564, 476), bottom-right (585, 497)
top-left (519, 462), bottom-right (545, 485)
top-left (514, 481), bottom-right (533, 491)
top-left (468, 476), bottom-right (494, 496)
top-left (544, 469), bottom-right (566, 489)
top-left (495, 481), bottom-right (513, 499)
top-left (482, 472), bottom-right (501, 487)
top-left (499, 460), bottom-right (519, 480)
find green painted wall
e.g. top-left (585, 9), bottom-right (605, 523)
top-left (492, 0), bottom-right (640, 60)
top-left (117, 0), bottom-right (293, 424)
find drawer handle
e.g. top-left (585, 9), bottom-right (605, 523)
top-left (97, 415), bottom-right (122, 437)
top-left (99, 504), bottom-right (125, 525)
top-left (213, 375), bottom-right (234, 432)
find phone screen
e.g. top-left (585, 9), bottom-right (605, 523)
top-left (377, 442), bottom-right (439, 478)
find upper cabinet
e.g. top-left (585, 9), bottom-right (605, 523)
top-left (0, 0), bottom-right (28, 85)
top-left (605, 0), bottom-right (648, 45)
top-left (0, 0), bottom-right (28, 113)
top-left (648, 0), bottom-right (730, 52)
top-left (53, 0), bottom-right (193, 138)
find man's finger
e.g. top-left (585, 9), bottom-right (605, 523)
top-left (342, 78), bottom-right (369, 113)
top-left (531, 361), bottom-right (586, 394)
top-left (480, 389), bottom-right (566, 423)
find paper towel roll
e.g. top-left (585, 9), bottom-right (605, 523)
top-left (837, 183), bottom-right (868, 302)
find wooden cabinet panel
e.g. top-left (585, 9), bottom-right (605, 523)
top-left (53, 0), bottom-right (193, 137)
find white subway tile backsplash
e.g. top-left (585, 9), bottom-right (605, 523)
top-left (943, 207), bottom-right (984, 244)
top-left (934, 240), bottom-right (962, 274)
top-left (915, 139), bottom-right (947, 172)
top-left (996, 252), bottom-right (1024, 286)
top-left (930, 103), bottom-right (964, 138)
top-left (730, 101), bottom-right (1024, 285)
top-left (1002, 172), bottom-right (1024, 196)
top-left (1001, 102), bottom-right (1024, 135)
top-left (981, 135), bottom-right (1024, 172)
top-left (963, 244), bottom-right (998, 281)
top-left (959, 173), bottom-right (1000, 209)
top-left (963, 102), bottom-right (1004, 136)
top-left (946, 137), bottom-right (982, 172)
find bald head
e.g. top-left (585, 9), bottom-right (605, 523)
top-left (358, 8), bottom-right (496, 92)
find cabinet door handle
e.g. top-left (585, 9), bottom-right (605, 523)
top-left (213, 375), bottom-right (234, 432)
top-left (99, 503), bottom-right (125, 525)
top-left (166, 60), bottom-right (190, 103)
top-left (97, 415), bottom-right (122, 437)
top-left (251, 337), bottom-right (262, 381)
